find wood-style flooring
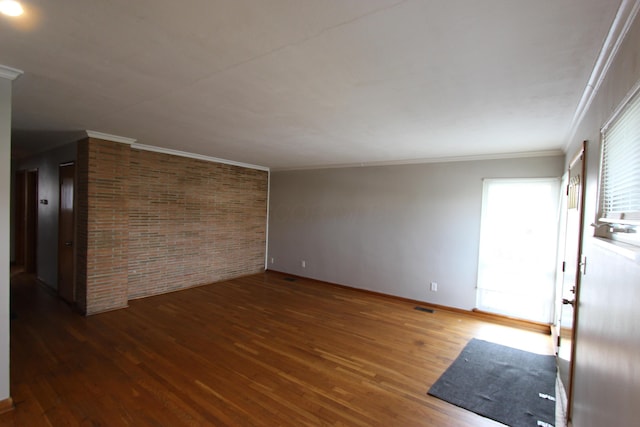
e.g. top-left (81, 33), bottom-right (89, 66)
top-left (1, 271), bottom-right (553, 426)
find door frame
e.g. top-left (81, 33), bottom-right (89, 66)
top-left (555, 142), bottom-right (587, 421)
top-left (13, 170), bottom-right (26, 267)
top-left (24, 169), bottom-right (38, 274)
top-left (57, 161), bottom-right (76, 303)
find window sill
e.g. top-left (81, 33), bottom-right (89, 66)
top-left (593, 237), bottom-right (640, 264)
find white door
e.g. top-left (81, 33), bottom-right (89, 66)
top-left (557, 144), bottom-right (586, 421)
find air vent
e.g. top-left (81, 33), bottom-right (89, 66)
top-left (414, 306), bottom-right (434, 313)
top-left (283, 277), bottom-right (297, 282)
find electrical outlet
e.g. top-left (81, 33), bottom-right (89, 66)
top-left (430, 282), bottom-right (438, 292)
top-left (301, 260), bottom-right (306, 268)
top-left (270, 257), bottom-right (274, 264)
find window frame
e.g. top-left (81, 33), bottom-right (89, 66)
top-left (595, 80), bottom-right (640, 245)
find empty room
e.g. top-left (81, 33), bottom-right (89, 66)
top-left (1, 1), bottom-right (640, 426)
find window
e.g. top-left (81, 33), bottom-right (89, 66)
top-left (597, 83), bottom-right (640, 243)
top-left (476, 178), bottom-right (561, 323)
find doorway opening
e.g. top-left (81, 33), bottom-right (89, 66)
top-left (476, 178), bottom-right (561, 323)
top-left (13, 169), bottom-right (38, 274)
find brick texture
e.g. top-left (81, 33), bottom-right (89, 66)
top-left (127, 149), bottom-right (268, 299)
top-left (75, 139), bottom-right (268, 314)
top-left (75, 139), bottom-right (89, 314)
top-left (77, 138), bottom-right (130, 314)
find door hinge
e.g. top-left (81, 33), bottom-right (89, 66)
top-left (557, 336), bottom-right (561, 347)
top-left (562, 261), bottom-right (566, 272)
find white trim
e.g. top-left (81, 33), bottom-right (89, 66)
top-left (0, 64), bottom-right (23, 80)
top-left (85, 131), bottom-right (268, 171)
top-left (593, 237), bottom-right (640, 264)
top-left (601, 78), bottom-right (640, 132)
top-left (85, 130), bottom-right (137, 145)
top-left (272, 149), bottom-right (564, 172)
top-left (130, 143), bottom-right (270, 172)
top-left (564, 0), bottom-right (640, 149)
top-left (482, 177), bottom-right (561, 184)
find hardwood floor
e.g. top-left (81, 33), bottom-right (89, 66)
top-left (1, 271), bottom-right (553, 426)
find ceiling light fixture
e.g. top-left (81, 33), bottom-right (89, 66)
top-left (0, 0), bottom-right (24, 17)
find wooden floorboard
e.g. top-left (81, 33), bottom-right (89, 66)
top-left (1, 271), bottom-right (553, 426)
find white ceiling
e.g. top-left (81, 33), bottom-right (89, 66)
top-left (2, 0), bottom-right (622, 169)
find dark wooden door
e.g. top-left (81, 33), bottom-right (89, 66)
top-left (58, 163), bottom-right (76, 303)
top-left (25, 170), bottom-right (38, 274)
top-left (14, 170), bottom-right (26, 267)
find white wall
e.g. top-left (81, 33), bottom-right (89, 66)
top-left (268, 155), bottom-right (564, 310)
top-left (565, 5), bottom-right (640, 425)
top-left (0, 74), bottom-right (14, 403)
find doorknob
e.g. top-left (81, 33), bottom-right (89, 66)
top-left (64, 241), bottom-right (73, 247)
top-left (562, 298), bottom-right (575, 306)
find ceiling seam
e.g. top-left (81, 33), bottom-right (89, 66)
top-left (94, 0), bottom-right (410, 128)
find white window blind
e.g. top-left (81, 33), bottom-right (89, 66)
top-left (599, 86), bottom-right (640, 225)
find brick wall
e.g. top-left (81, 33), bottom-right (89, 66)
top-left (127, 149), bottom-right (268, 299)
top-left (76, 138), bottom-right (268, 314)
top-left (77, 138), bottom-right (130, 314)
top-left (76, 139), bottom-right (88, 313)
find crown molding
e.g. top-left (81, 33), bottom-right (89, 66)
top-left (85, 130), bottom-right (137, 145)
top-left (130, 143), bottom-right (270, 172)
top-left (564, 0), bottom-right (640, 149)
top-left (0, 65), bottom-right (23, 80)
top-left (272, 149), bottom-right (565, 172)
top-left (85, 131), bottom-right (268, 171)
